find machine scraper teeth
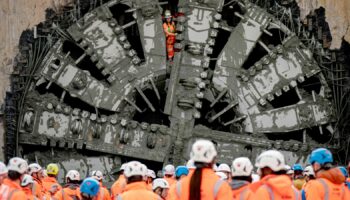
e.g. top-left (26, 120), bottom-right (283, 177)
top-left (6, 0), bottom-right (342, 177)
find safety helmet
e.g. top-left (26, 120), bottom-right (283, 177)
top-left (218, 163), bottom-right (231, 173)
top-left (124, 161), bottom-right (147, 178)
top-left (0, 161), bottom-right (8, 175)
top-left (21, 174), bottom-right (34, 187)
top-left (46, 163), bottom-right (59, 176)
top-left (190, 140), bottom-right (217, 163)
top-left (7, 157), bottom-right (28, 174)
top-left (303, 166), bottom-right (315, 177)
top-left (80, 178), bottom-right (100, 197)
top-left (292, 164), bottom-right (303, 171)
top-left (231, 157), bottom-right (253, 177)
top-left (91, 170), bottom-right (103, 181)
top-left (309, 148), bottom-right (333, 165)
top-left (119, 163), bottom-right (127, 172)
top-left (164, 164), bottom-right (175, 175)
top-left (175, 166), bottom-right (189, 178)
top-left (147, 169), bottom-right (156, 179)
top-left (186, 160), bottom-right (196, 169)
top-left (255, 150), bottom-right (285, 172)
top-left (164, 10), bottom-right (172, 18)
top-left (152, 178), bottom-right (170, 190)
top-left (66, 170), bottom-right (80, 181)
top-left (338, 166), bottom-right (348, 178)
top-left (28, 163), bottom-right (42, 175)
top-left (215, 172), bottom-right (227, 180)
top-left (251, 174), bottom-right (260, 182)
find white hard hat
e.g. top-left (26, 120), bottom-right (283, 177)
top-left (152, 178), bottom-right (170, 190)
top-left (0, 162), bottom-right (8, 175)
top-left (164, 164), bottom-right (175, 175)
top-left (7, 157), bottom-right (28, 174)
top-left (255, 150), bottom-right (285, 172)
top-left (186, 160), bottom-right (196, 169)
top-left (215, 172), bottom-right (227, 180)
top-left (190, 140), bottom-right (217, 163)
top-left (218, 163), bottom-right (231, 173)
top-left (231, 157), bottom-right (253, 177)
top-left (303, 166), bottom-right (315, 176)
top-left (66, 170), bottom-right (80, 181)
top-left (164, 10), bottom-right (172, 18)
top-left (285, 165), bottom-right (294, 175)
top-left (147, 169), bottom-right (156, 179)
top-left (91, 170), bottom-right (103, 181)
top-left (21, 174), bottom-right (34, 186)
top-left (251, 173), bottom-right (260, 182)
top-left (28, 163), bottom-right (42, 175)
top-left (124, 161), bottom-right (147, 178)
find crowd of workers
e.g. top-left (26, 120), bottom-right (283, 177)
top-left (0, 139), bottom-right (349, 199)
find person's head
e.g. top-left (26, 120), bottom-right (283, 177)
top-left (21, 174), bottom-right (34, 189)
top-left (66, 170), bottom-right (80, 184)
top-left (338, 166), bottom-right (348, 180)
top-left (309, 148), bottom-right (333, 174)
top-left (218, 163), bottom-right (231, 180)
top-left (7, 157), bottom-right (28, 182)
top-left (231, 157), bottom-right (253, 183)
top-left (91, 170), bottom-right (103, 183)
top-left (255, 150), bottom-right (286, 178)
top-left (164, 10), bottom-right (172, 22)
top-left (46, 163), bottom-right (59, 178)
top-left (152, 178), bottom-right (170, 199)
top-left (147, 169), bottom-right (156, 183)
top-left (28, 163), bottom-right (43, 181)
top-left (189, 140), bottom-right (217, 200)
top-left (124, 161), bottom-right (148, 184)
top-left (163, 164), bottom-right (175, 179)
top-left (303, 165), bottom-right (315, 182)
top-left (175, 166), bottom-right (189, 180)
top-left (285, 165), bottom-right (294, 180)
top-left (292, 164), bottom-right (304, 179)
top-left (80, 178), bottom-right (100, 200)
top-left (0, 161), bottom-right (8, 185)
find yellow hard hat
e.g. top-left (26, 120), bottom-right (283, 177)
top-left (46, 163), bottom-right (59, 176)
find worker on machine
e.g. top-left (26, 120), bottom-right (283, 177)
top-left (163, 10), bottom-right (176, 60)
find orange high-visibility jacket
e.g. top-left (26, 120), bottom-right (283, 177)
top-left (164, 177), bottom-right (176, 187)
top-left (32, 178), bottom-right (43, 199)
top-left (117, 181), bottom-right (161, 200)
top-left (304, 168), bottom-right (350, 200)
top-left (0, 178), bottom-right (27, 200)
top-left (249, 175), bottom-right (300, 200)
top-left (42, 176), bottom-right (62, 195)
top-left (173, 168), bottom-right (233, 200)
top-left (230, 180), bottom-right (253, 200)
top-left (53, 184), bottom-right (80, 200)
top-left (111, 175), bottom-right (127, 198)
top-left (22, 187), bottom-right (37, 200)
top-left (96, 183), bottom-right (111, 200)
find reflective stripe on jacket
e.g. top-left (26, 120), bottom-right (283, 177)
top-left (173, 168), bottom-right (233, 200)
